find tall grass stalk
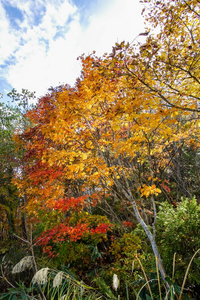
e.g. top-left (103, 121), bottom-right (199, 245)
top-left (155, 256), bottom-right (162, 300)
top-left (164, 285), bottom-right (175, 300)
top-left (41, 269), bottom-right (100, 300)
top-left (172, 253), bottom-right (176, 281)
top-left (125, 282), bottom-right (129, 300)
top-left (136, 279), bottom-right (158, 300)
top-left (136, 249), bottom-right (200, 300)
top-left (178, 248), bottom-right (200, 300)
top-left (136, 256), bottom-right (153, 299)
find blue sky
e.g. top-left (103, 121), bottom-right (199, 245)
top-left (0, 0), bottom-right (145, 101)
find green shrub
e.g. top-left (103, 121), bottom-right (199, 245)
top-left (156, 197), bottom-right (200, 287)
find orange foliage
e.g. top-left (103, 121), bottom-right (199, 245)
top-left (14, 51), bottom-right (199, 218)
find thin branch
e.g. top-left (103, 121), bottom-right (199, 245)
top-left (125, 64), bottom-right (200, 113)
top-left (0, 265), bottom-right (15, 289)
top-left (183, 0), bottom-right (200, 18)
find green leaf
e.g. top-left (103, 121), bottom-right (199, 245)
top-left (146, 295), bottom-right (153, 300)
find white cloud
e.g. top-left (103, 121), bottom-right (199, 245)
top-left (0, 4), bottom-right (19, 65)
top-left (1, 0), bottom-right (145, 98)
top-left (84, 0), bottom-right (145, 54)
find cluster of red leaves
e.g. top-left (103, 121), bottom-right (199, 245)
top-left (37, 222), bottom-right (89, 245)
top-left (53, 193), bottom-right (101, 213)
top-left (27, 162), bottom-right (64, 185)
top-left (123, 221), bottom-right (133, 227)
top-left (36, 221), bottom-right (113, 257)
top-left (161, 180), bottom-right (171, 193)
top-left (90, 223), bottom-right (112, 234)
top-left (54, 195), bottom-right (89, 212)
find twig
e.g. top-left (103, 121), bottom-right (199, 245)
top-left (0, 265), bottom-right (15, 289)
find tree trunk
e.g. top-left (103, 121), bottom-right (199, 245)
top-left (120, 183), bottom-right (168, 285)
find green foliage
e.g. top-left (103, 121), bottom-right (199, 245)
top-left (92, 277), bottom-right (116, 299)
top-left (109, 232), bottom-right (142, 273)
top-left (36, 269), bottom-right (103, 300)
top-left (53, 240), bottom-right (92, 270)
top-left (0, 282), bottom-right (33, 300)
top-left (0, 103), bottom-right (21, 244)
top-left (7, 88), bottom-right (36, 114)
top-left (0, 88), bottom-right (36, 245)
top-left (97, 232), bottom-right (143, 297)
top-left (0, 269), bottom-right (103, 300)
top-left (156, 197), bottom-right (200, 286)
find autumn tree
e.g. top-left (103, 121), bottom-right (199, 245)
top-left (14, 0), bottom-right (199, 286)
top-left (130, 0), bottom-right (199, 113)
